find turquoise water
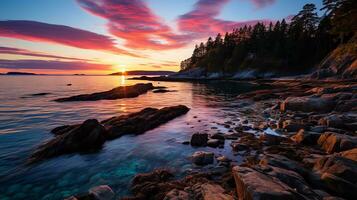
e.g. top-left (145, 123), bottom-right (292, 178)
top-left (0, 75), bottom-right (259, 199)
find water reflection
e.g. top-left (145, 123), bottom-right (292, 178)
top-left (0, 76), bottom-right (258, 200)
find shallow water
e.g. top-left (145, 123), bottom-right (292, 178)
top-left (0, 75), bottom-right (262, 200)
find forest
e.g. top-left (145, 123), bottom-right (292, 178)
top-left (180, 0), bottom-right (356, 76)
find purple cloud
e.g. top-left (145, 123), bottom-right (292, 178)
top-left (0, 59), bottom-right (113, 71)
top-left (0, 20), bottom-right (138, 57)
top-left (0, 46), bottom-right (92, 61)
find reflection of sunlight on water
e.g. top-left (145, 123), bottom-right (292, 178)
top-left (120, 75), bottom-right (126, 85)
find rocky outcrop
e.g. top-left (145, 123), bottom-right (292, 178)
top-left (312, 34), bottom-right (357, 79)
top-left (280, 96), bottom-right (336, 113)
top-left (102, 105), bottom-right (190, 139)
top-left (29, 119), bottom-right (107, 164)
top-left (317, 132), bottom-right (357, 154)
top-left (55, 83), bottom-right (155, 102)
top-left (29, 106), bottom-right (189, 163)
top-left (313, 154), bottom-right (357, 199)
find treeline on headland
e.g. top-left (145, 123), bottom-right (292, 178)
top-left (180, 0), bottom-right (356, 77)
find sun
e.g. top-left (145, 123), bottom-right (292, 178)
top-left (118, 64), bottom-right (126, 74)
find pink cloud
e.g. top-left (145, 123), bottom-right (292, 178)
top-left (0, 46), bottom-right (93, 61)
top-left (77, 0), bottom-right (191, 50)
top-left (178, 0), bottom-right (271, 38)
top-left (0, 20), bottom-right (138, 57)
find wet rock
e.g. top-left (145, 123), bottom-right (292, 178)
top-left (313, 154), bottom-right (357, 199)
top-left (310, 126), bottom-right (327, 133)
top-left (232, 166), bottom-right (302, 200)
top-left (131, 169), bottom-right (175, 199)
top-left (29, 119), bottom-right (107, 164)
top-left (259, 133), bottom-right (284, 145)
top-left (29, 106), bottom-right (190, 163)
top-left (211, 133), bottom-right (225, 140)
top-left (317, 132), bottom-right (357, 154)
top-left (339, 148), bottom-right (357, 161)
top-left (103, 105), bottom-right (190, 139)
top-left (55, 83), bottom-right (155, 102)
top-left (152, 89), bottom-right (176, 93)
top-left (318, 114), bottom-right (356, 130)
top-left (290, 129), bottom-right (321, 145)
top-left (259, 154), bottom-right (308, 177)
top-left (182, 141), bottom-right (190, 145)
top-left (201, 183), bottom-right (233, 200)
top-left (282, 120), bottom-right (307, 132)
top-left (190, 133), bottom-right (208, 147)
top-left (280, 96), bottom-right (336, 113)
top-left (191, 151), bottom-right (214, 165)
top-left (207, 139), bottom-right (221, 148)
top-left (89, 185), bottom-right (115, 200)
top-left (164, 189), bottom-right (189, 200)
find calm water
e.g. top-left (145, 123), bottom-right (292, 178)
top-left (0, 75), bottom-right (261, 200)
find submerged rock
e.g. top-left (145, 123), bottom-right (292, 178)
top-left (55, 83), bottom-right (155, 102)
top-left (191, 151), bottom-right (214, 165)
top-left (29, 119), bottom-right (107, 164)
top-left (29, 105), bottom-right (190, 163)
top-left (89, 185), bottom-right (115, 200)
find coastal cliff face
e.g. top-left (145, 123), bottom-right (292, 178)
top-left (312, 34), bottom-right (357, 79)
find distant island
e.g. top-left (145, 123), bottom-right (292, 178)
top-left (2, 72), bottom-right (39, 75)
top-left (110, 70), bottom-right (176, 76)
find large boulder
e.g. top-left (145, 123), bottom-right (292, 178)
top-left (55, 83), bottom-right (155, 102)
top-left (191, 151), bottom-right (214, 166)
top-left (317, 132), bottom-right (357, 154)
top-left (201, 183), bottom-right (233, 200)
top-left (280, 96), bottom-right (335, 113)
top-left (190, 133), bottom-right (208, 147)
top-left (313, 155), bottom-right (357, 199)
top-left (232, 166), bottom-right (303, 200)
top-left (29, 119), bottom-right (107, 163)
top-left (102, 105), bottom-right (190, 139)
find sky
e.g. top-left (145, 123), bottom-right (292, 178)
top-left (0, 0), bottom-right (322, 74)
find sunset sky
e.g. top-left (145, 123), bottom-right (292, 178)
top-left (0, 0), bottom-right (322, 74)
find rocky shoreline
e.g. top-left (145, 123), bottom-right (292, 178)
top-left (62, 79), bottom-right (356, 200)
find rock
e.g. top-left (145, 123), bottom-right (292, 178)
top-left (207, 139), bottom-right (221, 148)
top-left (232, 166), bottom-right (301, 200)
top-left (102, 105), bottom-right (190, 139)
top-left (310, 126), bottom-right (327, 133)
top-left (318, 114), bottom-right (356, 130)
top-left (153, 89), bottom-right (176, 93)
top-left (210, 133), bottom-right (225, 140)
top-left (29, 106), bottom-right (190, 163)
top-left (164, 189), bottom-right (189, 200)
top-left (339, 148), bottom-right (357, 161)
top-left (282, 120), bottom-right (307, 132)
top-left (280, 96), bottom-right (336, 113)
top-left (190, 133), bottom-right (208, 147)
top-left (55, 83), bottom-right (155, 102)
top-left (29, 119), bottom-right (107, 164)
top-left (259, 154), bottom-right (308, 177)
top-left (89, 185), bottom-right (115, 200)
top-left (313, 155), bottom-right (357, 199)
top-left (182, 141), bottom-right (190, 145)
top-left (191, 151), bottom-right (214, 166)
top-left (317, 132), bottom-right (357, 154)
top-left (290, 129), bottom-right (321, 145)
top-left (259, 133), bottom-right (284, 145)
top-left (201, 183), bottom-right (233, 200)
